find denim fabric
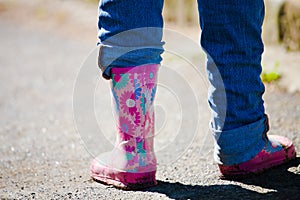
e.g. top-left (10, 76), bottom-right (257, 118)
top-left (197, 0), bottom-right (268, 165)
top-left (97, 0), bottom-right (269, 166)
top-left (97, 0), bottom-right (164, 79)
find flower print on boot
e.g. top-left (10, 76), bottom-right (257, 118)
top-left (90, 64), bottom-right (159, 190)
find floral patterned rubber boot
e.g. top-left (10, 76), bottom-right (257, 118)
top-left (219, 135), bottom-right (297, 179)
top-left (90, 64), bottom-right (159, 190)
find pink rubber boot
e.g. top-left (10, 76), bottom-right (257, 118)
top-left (219, 135), bottom-right (297, 179)
top-left (90, 64), bottom-right (159, 189)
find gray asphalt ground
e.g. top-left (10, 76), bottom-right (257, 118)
top-left (0, 1), bottom-right (299, 199)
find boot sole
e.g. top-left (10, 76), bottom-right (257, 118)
top-left (91, 170), bottom-right (157, 190)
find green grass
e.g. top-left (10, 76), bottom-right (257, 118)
top-left (261, 61), bottom-right (281, 83)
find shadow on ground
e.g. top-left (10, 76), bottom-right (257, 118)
top-left (141, 158), bottom-right (300, 200)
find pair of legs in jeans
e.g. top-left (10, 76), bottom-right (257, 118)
top-left (90, 0), bottom-right (296, 189)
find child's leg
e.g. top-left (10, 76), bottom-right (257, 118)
top-left (91, 0), bottom-right (164, 189)
top-left (97, 0), bottom-right (164, 79)
top-left (197, 0), bottom-right (296, 173)
top-left (198, 0), bottom-right (268, 165)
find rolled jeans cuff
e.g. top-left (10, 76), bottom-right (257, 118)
top-left (98, 44), bottom-right (163, 80)
top-left (213, 115), bottom-right (269, 166)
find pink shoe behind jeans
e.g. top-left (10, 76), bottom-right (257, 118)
top-left (219, 135), bottom-right (297, 178)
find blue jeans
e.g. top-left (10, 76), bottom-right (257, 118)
top-left (97, 0), bottom-right (269, 166)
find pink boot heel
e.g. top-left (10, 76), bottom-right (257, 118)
top-left (91, 157), bottom-right (157, 189)
top-left (219, 135), bottom-right (297, 179)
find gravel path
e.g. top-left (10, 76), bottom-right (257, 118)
top-left (0, 1), bottom-right (299, 199)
